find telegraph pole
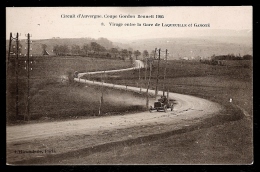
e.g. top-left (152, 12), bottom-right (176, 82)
top-left (7, 32), bottom-right (21, 117)
top-left (138, 63), bottom-right (141, 88)
top-left (145, 61), bottom-right (152, 109)
top-left (15, 33), bottom-right (19, 117)
top-left (163, 49), bottom-right (168, 96)
top-left (144, 57), bottom-right (147, 82)
top-left (146, 50), bottom-right (155, 109)
top-left (155, 48), bottom-right (161, 98)
top-left (98, 71), bottom-right (105, 116)
top-left (7, 33), bottom-right (12, 64)
top-left (25, 33), bottom-right (32, 121)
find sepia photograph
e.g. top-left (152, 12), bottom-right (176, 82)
top-left (6, 7), bottom-right (253, 165)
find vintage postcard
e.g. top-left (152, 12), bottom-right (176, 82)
top-left (6, 7), bottom-right (253, 165)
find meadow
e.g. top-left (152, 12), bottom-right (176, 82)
top-left (85, 60), bottom-right (253, 116)
top-left (80, 59), bottom-right (253, 164)
top-left (7, 57), bottom-right (253, 127)
top-left (6, 56), bottom-right (135, 124)
top-left (6, 56), bottom-right (253, 163)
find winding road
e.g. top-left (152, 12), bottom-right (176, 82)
top-left (6, 60), bottom-right (222, 164)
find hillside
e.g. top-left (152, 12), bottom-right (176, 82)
top-left (113, 37), bottom-right (252, 59)
top-left (112, 29), bottom-right (252, 59)
top-left (6, 29), bottom-right (252, 59)
top-left (6, 37), bottom-right (116, 56)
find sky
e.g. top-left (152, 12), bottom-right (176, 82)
top-left (6, 7), bottom-right (252, 41)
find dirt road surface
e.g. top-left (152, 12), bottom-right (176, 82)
top-left (6, 60), bottom-right (222, 164)
top-left (77, 60), bottom-right (144, 78)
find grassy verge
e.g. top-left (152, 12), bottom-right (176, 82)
top-left (15, 82), bottom-right (146, 124)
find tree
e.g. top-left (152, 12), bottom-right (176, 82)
top-left (143, 50), bottom-right (149, 59)
top-left (71, 45), bottom-right (81, 55)
top-left (106, 53), bottom-right (112, 58)
top-left (243, 54), bottom-right (253, 60)
top-left (90, 42), bottom-right (106, 54)
top-left (53, 44), bottom-right (70, 56)
top-left (90, 42), bottom-right (99, 54)
top-left (41, 44), bottom-right (48, 55)
top-left (128, 50), bottom-right (133, 58)
top-left (82, 44), bottom-right (90, 56)
top-left (42, 44), bottom-right (47, 51)
top-left (134, 50), bottom-right (141, 60)
top-left (53, 45), bottom-right (60, 55)
top-left (120, 49), bottom-right (128, 60)
top-left (110, 48), bottom-right (119, 58)
top-left (128, 50), bottom-right (133, 63)
top-left (142, 50), bottom-right (149, 70)
top-left (60, 45), bottom-right (70, 55)
top-left (150, 50), bottom-right (155, 58)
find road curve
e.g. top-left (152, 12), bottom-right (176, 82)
top-left (6, 60), bottom-right (222, 163)
top-left (7, 60), bottom-right (221, 143)
top-left (77, 60), bottom-right (144, 78)
top-left (6, 89), bottom-right (221, 142)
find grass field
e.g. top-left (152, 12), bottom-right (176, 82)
top-left (7, 57), bottom-right (252, 124)
top-left (28, 82), bottom-right (146, 122)
top-left (6, 56), bottom-right (134, 124)
top-left (79, 59), bottom-right (253, 164)
top-left (6, 56), bottom-right (253, 163)
top-left (85, 60), bottom-right (253, 116)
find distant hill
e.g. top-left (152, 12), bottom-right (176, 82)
top-left (112, 29), bottom-right (252, 59)
top-left (6, 29), bottom-right (252, 59)
top-left (6, 37), bottom-right (115, 56)
top-left (112, 37), bottom-right (252, 60)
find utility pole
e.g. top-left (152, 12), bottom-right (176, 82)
top-left (7, 32), bottom-right (21, 117)
top-left (155, 48), bottom-right (161, 98)
top-left (15, 33), bottom-right (19, 117)
top-left (7, 33), bottom-right (12, 64)
top-left (136, 63), bottom-right (141, 89)
top-left (146, 54), bottom-right (154, 109)
top-left (25, 33), bottom-right (32, 121)
top-left (138, 63), bottom-right (141, 88)
top-left (98, 71), bottom-right (105, 116)
top-left (163, 49), bottom-right (168, 96)
top-left (144, 57), bottom-right (147, 82)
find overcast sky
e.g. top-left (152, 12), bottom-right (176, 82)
top-left (6, 7), bottom-right (252, 40)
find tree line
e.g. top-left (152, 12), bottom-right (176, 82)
top-left (211, 54), bottom-right (253, 61)
top-left (52, 42), bottom-right (151, 61)
top-left (200, 54), bottom-right (253, 66)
